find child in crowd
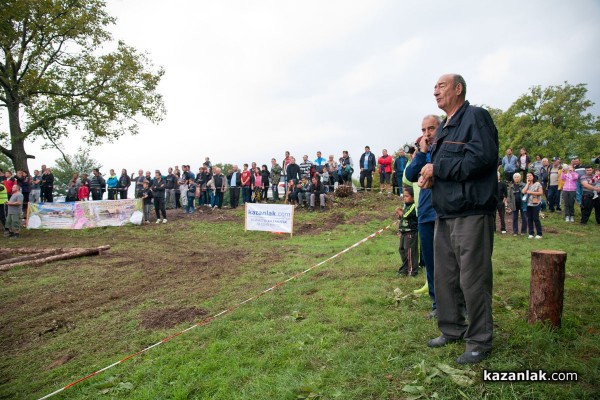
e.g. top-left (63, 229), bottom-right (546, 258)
top-left (78, 174), bottom-right (90, 201)
top-left (396, 186), bottom-right (418, 276)
top-left (186, 179), bottom-right (197, 214)
top-left (141, 181), bottom-right (153, 224)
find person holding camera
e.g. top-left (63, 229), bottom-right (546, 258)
top-left (561, 165), bottom-right (579, 222)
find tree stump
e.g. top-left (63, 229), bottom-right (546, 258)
top-left (528, 250), bottom-right (567, 327)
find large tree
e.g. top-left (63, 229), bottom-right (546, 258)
top-left (0, 0), bottom-right (165, 173)
top-left (494, 82), bottom-right (599, 162)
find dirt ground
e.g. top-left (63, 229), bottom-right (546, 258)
top-left (496, 209), bottom-right (559, 234)
top-left (0, 193), bottom-right (399, 370)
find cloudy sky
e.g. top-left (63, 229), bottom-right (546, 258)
top-left (23, 0), bottom-right (600, 173)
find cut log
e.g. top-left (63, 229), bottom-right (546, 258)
top-left (0, 250), bottom-right (61, 266)
top-left (0, 246), bottom-right (111, 271)
top-left (528, 250), bottom-right (567, 327)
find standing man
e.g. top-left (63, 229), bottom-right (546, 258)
top-left (501, 148), bottom-right (518, 182)
top-left (132, 169), bottom-right (145, 199)
top-left (580, 165), bottom-right (600, 224)
top-left (286, 156), bottom-right (300, 184)
top-left (41, 167), bottom-right (54, 202)
top-left (314, 151), bottom-right (327, 174)
top-left (393, 149), bottom-right (408, 196)
top-left (227, 165), bottom-right (241, 208)
top-left (119, 169), bottom-right (131, 199)
top-left (359, 146), bottom-right (376, 191)
top-left (377, 149), bottom-right (393, 194)
top-left (420, 74), bottom-right (498, 364)
top-left (151, 170), bottom-right (167, 223)
top-left (30, 169), bottom-right (42, 203)
top-left (5, 184), bottom-right (23, 239)
top-left (282, 151), bottom-right (291, 180)
top-left (89, 168), bottom-right (106, 200)
top-left (165, 167), bottom-right (177, 209)
top-left (299, 155), bottom-right (313, 180)
top-left (270, 158), bottom-right (282, 201)
top-left (405, 114), bottom-right (441, 320)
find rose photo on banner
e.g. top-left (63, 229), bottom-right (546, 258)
top-left (26, 199), bottom-right (144, 229)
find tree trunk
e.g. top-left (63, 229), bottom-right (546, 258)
top-left (528, 250), bottom-right (567, 327)
top-left (5, 100), bottom-right (34, 174)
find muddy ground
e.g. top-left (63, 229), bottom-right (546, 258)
top-left (0, 194), bottom-right (399, 372)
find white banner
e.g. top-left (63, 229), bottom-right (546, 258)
top-left (26, 199), bottom-right (143, 229)
top-left (245, 203), bottom-right (294, 235)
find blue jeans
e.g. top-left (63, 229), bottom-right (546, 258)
top-left (242, 186), bottom-right (252, 204)
top-left (186, 196), bottom-right (196, 213)
top-left (513, 199), bottom-right (527, 234)
top-left (547, 185), bottom-right (559, 211)
top-left (396, 173), bottom-right (404, 195)
top-left (418, 221), bottom-right (436, 310)
top-left (211, 191), bottom-right (223, 208)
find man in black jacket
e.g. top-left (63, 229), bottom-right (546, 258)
top-left (165, 167), bottom-right (178, 209)
top-left (286, 157), bottom-right (301, 184)
top-left (41, 167), bottom-right (54, 202)
top-left (307, 175), bottom-right (325, 212)
top-left (119, 169), bottom-right (131, 199)
top-left (420, 74), bottom-right (498, 364)
top-left (359, 146), bottom-right (376, 191)
top-left (89, 169), bottom-right (106, 201)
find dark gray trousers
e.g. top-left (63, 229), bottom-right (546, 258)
top-left (434, 214), bottom-right (494, 353)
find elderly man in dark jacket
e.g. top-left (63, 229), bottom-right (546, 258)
top-left (419, 74), bottom-right (498, 365)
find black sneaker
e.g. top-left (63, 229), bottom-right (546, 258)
top-left (427, 335), bottom-right (461, 348)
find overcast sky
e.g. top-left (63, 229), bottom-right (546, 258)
top-left (23, 0), bottom-right (600, 174)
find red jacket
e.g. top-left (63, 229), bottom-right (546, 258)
top-left (378, 155), bottom-right (393, 174)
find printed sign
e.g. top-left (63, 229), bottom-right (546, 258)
top-left (244, 203), bottom-right (294, 235)
top-left (27, 199), bottom-right (143, 229)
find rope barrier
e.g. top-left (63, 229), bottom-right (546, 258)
top-left (38, 223), bottom-right (394, 399)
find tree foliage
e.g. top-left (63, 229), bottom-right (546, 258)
top-left (0, 0), bottom-right (165, 172)
top-left (493, 82), bottom-right (599, 162)
top-left (0, 151), bottom-right (11, 172)
top-left (51, 146), bottom-right (101, 196)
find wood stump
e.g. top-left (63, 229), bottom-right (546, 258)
top-left (528, 250), bottom-right (567, 327)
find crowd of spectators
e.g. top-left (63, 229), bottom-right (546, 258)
top-left (498, 148), bottom-right (600, 232)
top-left (1, 148), bottom-right (598, 228)
top-left (0, 148), bottom-right (412, 226)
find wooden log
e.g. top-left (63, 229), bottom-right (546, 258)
top-left (0, 246), bottom-right (111, 271)
top-left (528, 250), bottom-right (567, 327)
top-left (0, 250), bottom-right (61, 266)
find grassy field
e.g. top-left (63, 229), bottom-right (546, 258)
top-left (0, 194), bottom-right (598, 399)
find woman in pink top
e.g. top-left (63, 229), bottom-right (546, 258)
top-left (252, 168), bottom-right (262, 203)
top-left (561, 165), bottom-right (579, 222)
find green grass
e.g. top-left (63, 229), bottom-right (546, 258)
top-left (0, 198), bottom-right (598, 399)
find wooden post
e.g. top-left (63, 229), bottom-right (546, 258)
top-left (528, 250), bottom-right (567, 327)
